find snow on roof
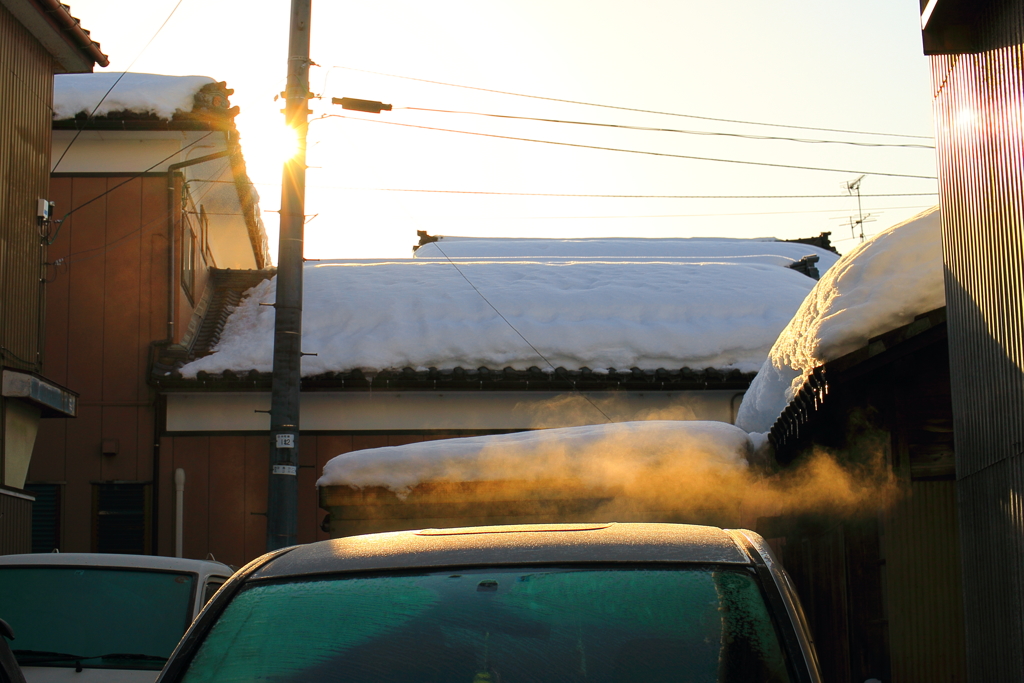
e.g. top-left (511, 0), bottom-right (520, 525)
top-left (317, 420), bottom-right (751, 495)
top-left (736, 206), bottom-right (944, 434)
top-left (415, 236), bottom-right (841, 271)
top-left (53, 73), bottom-right (215, 120)
top-left (179, 256), bottom-right (821, 378)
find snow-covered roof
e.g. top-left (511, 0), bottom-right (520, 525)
top-left (415, 236), bottom-right (841, 271)
top-left (179, 253), bottom-right (824, 378)
top-left (53, 73), bottom-right (216, 120)
top-left (736, 206), bottom-right (944, 434)
top-left (317, 420), bottom-right (751, 494)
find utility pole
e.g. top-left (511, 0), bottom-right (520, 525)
top-left (267, 0), bottom-right (311, 551)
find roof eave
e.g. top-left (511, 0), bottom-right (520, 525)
top-left (1, 0), bottom-right (108, 72)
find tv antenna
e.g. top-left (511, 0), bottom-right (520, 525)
top-left (840, 175), bottom-right (876, 242)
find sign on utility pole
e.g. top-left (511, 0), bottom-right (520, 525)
top-left (267, 0), bottom-right (311, 552)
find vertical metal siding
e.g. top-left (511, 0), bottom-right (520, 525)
top-left (885, 481), bottom-right (966, 682)
top-left (0, 3), bottom-right (54, 372)
top-left (932, 2), bottom-right (1024, 679)
top-left (0, 488), bottom-right (33, 554)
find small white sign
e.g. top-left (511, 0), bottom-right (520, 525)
top-left (276, 433), bottom-right (296, 449)
top-left (272, 464), bottom-right (297, 476)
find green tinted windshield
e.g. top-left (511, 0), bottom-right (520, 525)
top-left (0, 566), bottom-right (195, 670)
top-left (181, 567), bottom-right (792, 683)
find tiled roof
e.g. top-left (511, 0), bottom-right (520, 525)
top-left (44, 1), bottom-right (108, 67)
top-left (151, 269), bottom-right (757, 393)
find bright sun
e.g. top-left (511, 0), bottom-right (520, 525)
top-left (241, 116), bottom-right (301, 184)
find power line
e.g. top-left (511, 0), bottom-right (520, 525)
top-left (324, 114), bottom-right (939, 180)
top-left (48, 132), bottom-right (215, 245)
top-left (327, 65), bottom-right (933, 140)
top-left (51, 0), bottom-right (188, 173)
top-left (401, 107), bottom-right (935, 149)
top-left (188, 178), bottom-right (937, 198)
top-left (415, 205), bottom-right (938, 220)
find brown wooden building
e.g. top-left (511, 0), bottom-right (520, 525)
top-left (759, 307), bottom-right (963, 683)
top-left (28, 73), bottom-right (270, 558)
top-left (0, 0), bottom-right (105, 554)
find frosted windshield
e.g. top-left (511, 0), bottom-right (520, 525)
top-left (182, 566), bottom-right (791, 683)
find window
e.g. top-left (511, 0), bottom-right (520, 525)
top-left (92, 483), bottom-right (152, 554)
top-left (181, 215), bottom-right (197, 303)
top-left (203, 579), bottom-right (226, 604)
top-left (26, 483), bottom-right (61, 553)
top-left (0, 566), bottom-right (195, 671)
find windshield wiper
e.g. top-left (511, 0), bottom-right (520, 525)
top-left (13, 650), bottom-right (85, 665)
top-left (94, 654), bottom-right (168, 662)
top-left (14, 650), bottom-right (167, 666)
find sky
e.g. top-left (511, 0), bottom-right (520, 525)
top-left (64, 0), bottom-right (937, 261)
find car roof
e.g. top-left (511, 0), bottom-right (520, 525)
top-left (253, 523), bottom-right (755, 580)
top-left (0, 553), bottom-right (233, 575)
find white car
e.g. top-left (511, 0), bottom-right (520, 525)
top-left (0, 554), bottom-right (233, 683)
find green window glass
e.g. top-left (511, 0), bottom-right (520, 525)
top-left (0, 567), bottom-right (195, 670)
top-left (182, 567), bottom-right (792, 683)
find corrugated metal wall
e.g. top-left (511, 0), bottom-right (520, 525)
top-left (0, 3), bottom-right (53, 372)
top-left (0, 488), bottom-right (33, 554)
top-left (885, 481), bottom-right (966, 682)
top-left (931, 1), bottom-right (1024, 680)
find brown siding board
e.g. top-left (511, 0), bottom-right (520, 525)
top-left (352, 435), bottom-right (389, 452)
top-left (173, 436), bottom-right (210, 560)
top-left (66, 178), bottom-right (107, 402)
top-left (136, 407), bottom-right (155, 481)
top-left (141, 176), bottom-right (166, 392)
top-left (297, 434), bottom-right (318, 545)
top-left (44, 177), bottom-right (74, 386)
top-left (102, 178), bottom-right (143, 403)
top-left (244, 435), bottom-right (268, 560)
top-left (157, 436), bottom-right (175, 557)
top-left (208, 435), bottom-right (246, 567)
top-left (63, 405), bottom-right (103, 552)
top-left (99, 406), bottom-right (140, 482)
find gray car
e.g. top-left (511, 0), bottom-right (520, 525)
top-left (157, 523), bottom-right (821, 683)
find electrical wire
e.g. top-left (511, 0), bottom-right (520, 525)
top-left (328, 65), bottom-right (934, 140)
top-left (324, 114), bottom-right (939, 180)
top-left (186, 178), bottom-right (942, 198)
top-left (51, 0), bottom-right (188, 173)
top-left (401, 107), bottom-right (935, 149)
top-left (52, 158), bottom-right (231, 269)
top-left (48, 132), bottom-right (215, 245)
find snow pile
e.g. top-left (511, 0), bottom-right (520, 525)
top-left (53, 73), bottom-right (215, 120)
top-left (317, 420), bottom-right (752, 496)
top-left (179, 258), bottom-right (819, 377)
top-left (415, 236), bottom-right (840, 271)
top-left (736, 207), bottom-right (944, 434)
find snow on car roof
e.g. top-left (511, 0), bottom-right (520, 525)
top-left (736, 206), bottom-right (944, 434)
top-left (318, 420), bottom-right (752, 494)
